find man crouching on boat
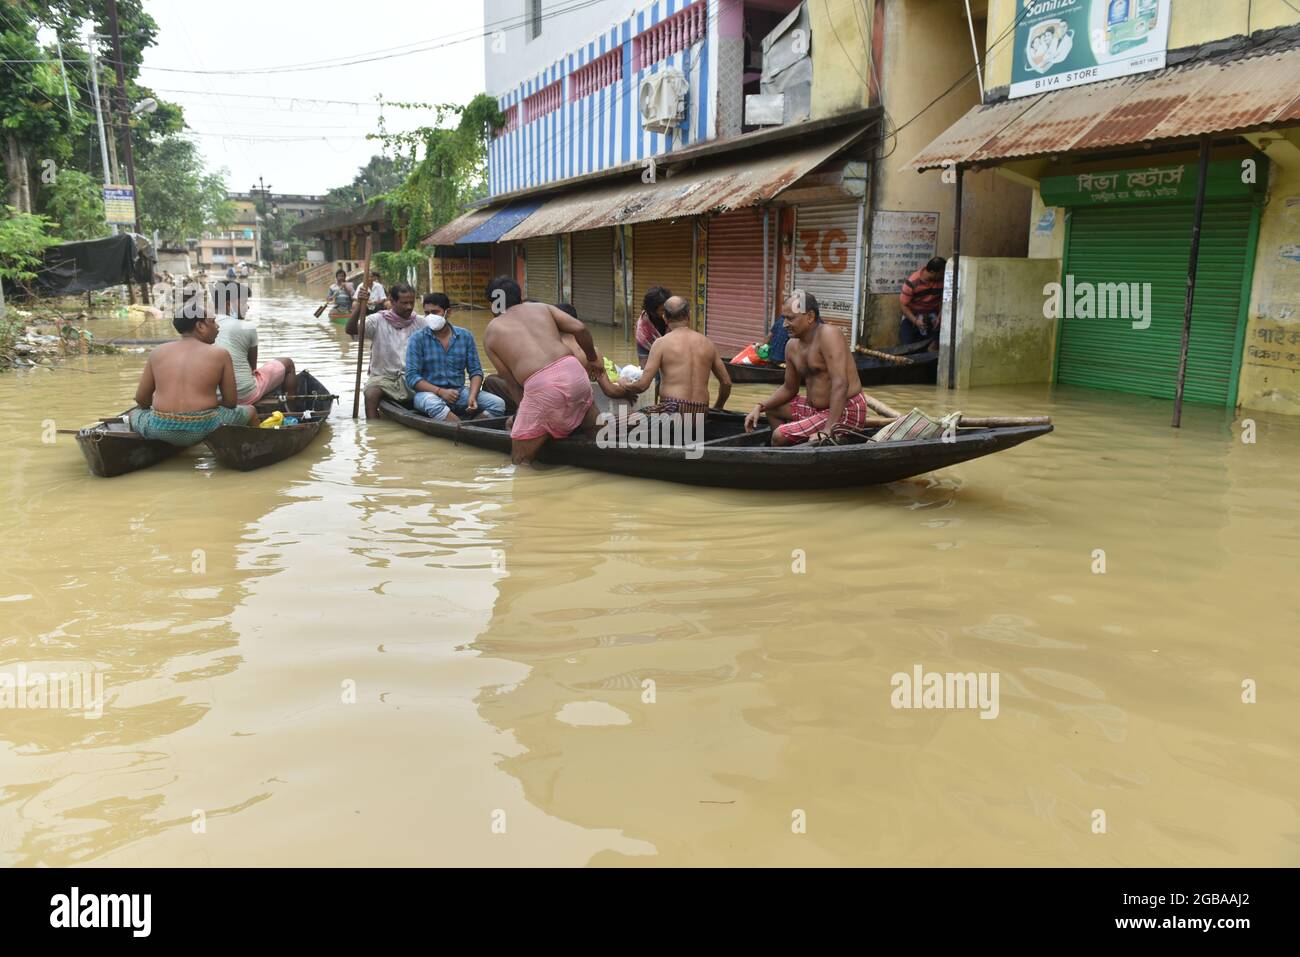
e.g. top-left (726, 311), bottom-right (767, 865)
top-left (743, 290), bottom-right (868, 446)
top-left (482, 276), bottom-right (604, 465)
top-left (129, 282), bottom-right (258, 444)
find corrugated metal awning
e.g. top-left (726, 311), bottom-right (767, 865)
top-left (500, 127), bottom-right (863, 241)
top-left (907, 45), bottom-right (1300, 172)
top-left (422, 207), bottom-right (495, 246)
top-left (457, 200), bottom-right (546, 244)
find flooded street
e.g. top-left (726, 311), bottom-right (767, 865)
top-left (1, 278), bottom-right (1296, 867)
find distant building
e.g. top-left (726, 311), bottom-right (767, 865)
top-left (196, 192), bottom-right (328, 268)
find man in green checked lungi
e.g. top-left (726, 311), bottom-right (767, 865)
top-left (129, 281), bottom-right (259, 445)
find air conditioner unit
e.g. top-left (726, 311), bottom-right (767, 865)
top-left (638, 68), bottom-right (689, 134)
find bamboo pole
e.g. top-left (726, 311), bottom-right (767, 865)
top-left (1172, 136), bottom-right (1211, 429)
top-left (352, 236), bottom-right (374, 419)
top-left (858, 414), bottom-right (1052, 428)
top-left (861, 394), bottom-right (904, 418)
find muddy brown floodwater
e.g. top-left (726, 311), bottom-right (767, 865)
top-left (0, 278), bottom-right (1296, 866)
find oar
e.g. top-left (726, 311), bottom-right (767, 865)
top-left (352, 236), bottom-right (374, 419)
top-left (313, 302), bottom-right (329, 319)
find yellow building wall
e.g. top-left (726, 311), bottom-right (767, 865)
top-left (867, 0), bottom-right (1032, 345)
top-left (983, 0), bottom-right (1300, 90)
top-left (809, 0), bottom-right (875, 119)
top-left (1238, 159), bottom-right (1300, 415)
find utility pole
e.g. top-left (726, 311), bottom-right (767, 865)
top-left (106, 0), bottom-right (141, 236)
top-left (86, 31), bottom-right (117, 235)
top-left (106, 0), bottom-right (149, 304)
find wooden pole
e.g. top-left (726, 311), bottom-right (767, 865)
top-left (352, 236), bottom-right (374, 418)
top-left (947, 164), bottom-right (964, 389)
top-left (1172, 137), bottom-right (1212, 429)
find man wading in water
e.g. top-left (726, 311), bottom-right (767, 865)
top-left (744, 290), bottom-right (868, 446)
top-left (481, 276), bottom-right (604, 465)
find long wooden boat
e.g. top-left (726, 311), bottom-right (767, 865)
top-left (76, 371), bottom-right (335, 477)
top-left (379, 401), bottom-right (1051, 489)
top-left (725, 343), bottom-right (939, 386)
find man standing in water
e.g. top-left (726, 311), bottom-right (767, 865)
top-left (481, 277), bottom-right (603, 465)
top-left (348, 282), bottom-right (422, 418)
top-left (744, 291), bottom-right (868, 446)
top-left (600, 296), bottom-right (730, 415)
top-left (130, 282), bottom-right (257, 444)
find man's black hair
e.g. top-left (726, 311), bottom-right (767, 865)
top-left (486, 275), bottom-right (523, 309)
top-left (556, 302), bottom-right (578, 319)
top-left (926, 256), bottom-right (947, 274)
top-left (642, 285), bottom-right (671, 334)
top-left (790, 289), bottom-right (820, 321)
top-left (424, 291), bottom-right (451, 310)
top-left (171, 281), bottom-right (207, 332)
top-left (389, 282), bottom-right (415, 300)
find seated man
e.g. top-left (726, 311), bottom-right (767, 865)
top-left (599, 295), bottom-right (730, 416)
top-left (406, 293), bottom-right (506, 421)
top-left (212, 280), bottom-right (297, 406)
top-left (347, 281), bottom-right (423, 418)
top-left (130, 282), bottom-right (257, 444)
top-left (743, 290), bottom-right (868, 446)
top-left (482, 277), bottom-right (603, 465)
top-left (899, 256), bottom-right (945, 350)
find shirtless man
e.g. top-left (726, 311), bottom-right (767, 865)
top-left (743, 290), bottom-right (868, 446)
top-left (130, 282), bottom-right (257, 445)
top-left (481, 277), bottom-right (603, 465)
top-left (482, 302), bottom-right (589, 414)
top-left (600, 295), bottom-right (730, 415)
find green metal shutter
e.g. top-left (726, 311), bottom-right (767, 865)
top-left (1057, 199), bottom-right (1255, 406)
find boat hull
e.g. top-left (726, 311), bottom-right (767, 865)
top-left (380, 402), bottom-right (1051, 489)
top-left (76, 371), bottom-right (336, 476)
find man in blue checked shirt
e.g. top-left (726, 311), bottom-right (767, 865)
top-left (405, 293), bottom-right (508, 421)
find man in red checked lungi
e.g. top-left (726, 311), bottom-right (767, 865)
top-left (743, 290), bottom-right (869, 446)
top-left (482, 276), bottom-right (605, 465)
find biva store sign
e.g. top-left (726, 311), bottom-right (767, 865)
top-left (1040, 158), bottom-right (1268, 208)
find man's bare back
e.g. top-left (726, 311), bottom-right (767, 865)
top-left (642, 327), bottom-right (730, 406)
top-left (787, 323), bottom-right (862, 409)
top-left (139, 338), bottom-right (237, 412)
top-left (484, 301), bottom-right (598, 387)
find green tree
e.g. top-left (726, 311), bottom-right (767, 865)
top-left (134, 136), bottom-right (233, 244)
top-left (324, 154), bottom-right (413, 212)
top-left (0, 206), bottom-right (57, 286)
top-left (40, 168), bottom-right (106, 239)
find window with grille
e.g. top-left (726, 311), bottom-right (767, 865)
top-left (494, 103), bottom-right (520, 138)
top-left (525, 0), bottom-right (543, 41)
top-left (522, 80), bottom-right (563, 122)
top-left (569, 46), bottom-right (623, 101)
top-left (632, 0), bottom-right (706, 71)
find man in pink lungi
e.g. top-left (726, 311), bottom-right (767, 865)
top-left (482, 276), bottom-right (604, 465)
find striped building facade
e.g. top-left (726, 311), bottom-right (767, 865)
top-left (488, 0), bottom-right (716, 196)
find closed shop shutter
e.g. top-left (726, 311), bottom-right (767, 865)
top-left (491, 243), bottom-right (513, 282)
top-left (1057, 199), bottom-right (1255, 406)
top-left (524, 236), bottom-right (560, 304)
top-left (570, 228), bottom-right (615, 323)
top-left (793, 202), bottom-right (862, 337)
top-left (632, 219), bottom-right (694, 319)
top-left (706, 207), bottom-right (770, 357)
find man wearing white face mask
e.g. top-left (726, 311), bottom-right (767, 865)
top-left (405, 292), bottom-right (507, 421)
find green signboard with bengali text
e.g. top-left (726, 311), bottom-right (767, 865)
top-left (1040, 158), bottom-right (1267, 207)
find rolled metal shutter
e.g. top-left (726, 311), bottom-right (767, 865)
top-left (793, 203), bottom-right (861, 336)
top-left (1057, 199), bottom-right (1254, 406)
top-left (632, 219), bottom-right (694, 316)
top-left (706, 207), bottom-right (769, 357)
top-left (570, 228), bottom-right (615, 323)
top-left (524, 235), bottom-right (560, 304)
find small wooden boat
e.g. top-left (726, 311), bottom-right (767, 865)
top-left (725, 343), bottom-right (939, 386)
top-left (378, 402), bottom-right (1050, 489)
top-left (204, 371), bottom-right (336, 471)
top-left (328, 309), bottom-right (351, 324)
top-left (76, 371), bottom-right (335, 477)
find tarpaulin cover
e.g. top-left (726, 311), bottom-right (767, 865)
top-left (29, 234), bottom-right (154, 297)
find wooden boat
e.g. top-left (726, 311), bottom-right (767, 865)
top-left (378, 401), bottom-right (1051, 489)
top-left (76, 371), bottom-right (335, 477)
top-left (328, 309), bottom-right (351, 324)
top-left (725, 343), bottom-right (939, 386)
top-left (204, 371), bottom-right (336, 471)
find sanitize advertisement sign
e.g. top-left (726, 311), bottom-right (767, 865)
top-left (1010, 0), bottom-right (1171, 99)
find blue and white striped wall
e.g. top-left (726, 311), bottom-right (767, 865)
top-left (488, 0), bottom-right (718, 197)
